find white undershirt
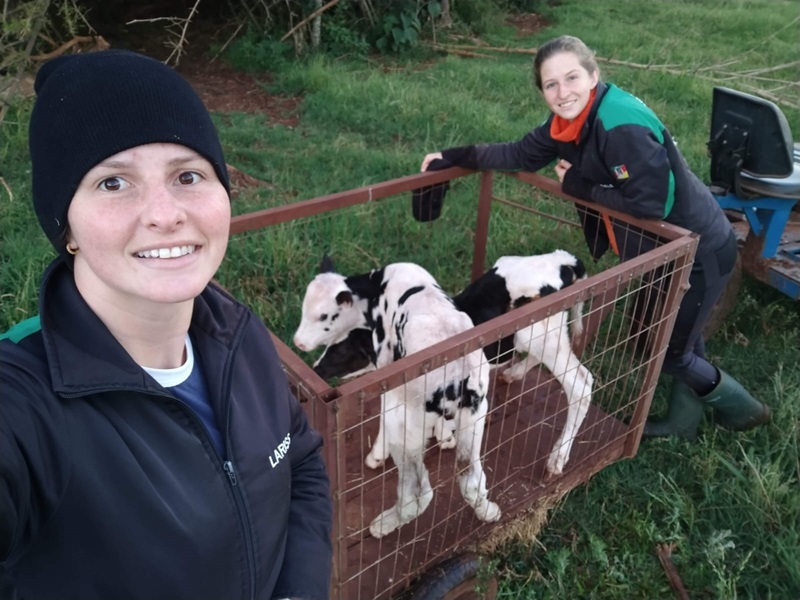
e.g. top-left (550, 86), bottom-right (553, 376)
top-left (142, 335), bottom-right (194, 387)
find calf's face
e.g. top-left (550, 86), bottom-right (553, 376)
top-left (293, 273), bottom-right (363, 351)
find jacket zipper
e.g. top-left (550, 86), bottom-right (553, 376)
top-left (220, 324), bottom-right (257, 600)
top-left (223, 461), bottom-right (237, 485)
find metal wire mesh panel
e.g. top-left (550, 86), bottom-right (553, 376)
top-left (215, 169), bottom-right (697, 600)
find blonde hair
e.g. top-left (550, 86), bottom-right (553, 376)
top-left (532, 35), bottom-right (600, 91)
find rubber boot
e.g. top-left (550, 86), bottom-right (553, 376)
top-left (642, 378), bottom-right (704, 441)
top-left (703, 369), bottom-right (771, 431)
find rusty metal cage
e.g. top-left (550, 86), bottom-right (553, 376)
top-left (216, 168), bottom-right (697, 600)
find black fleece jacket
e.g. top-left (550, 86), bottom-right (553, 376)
top-left (0, 259), bottom-right (332, 600)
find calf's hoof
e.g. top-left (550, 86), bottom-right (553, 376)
top-left (545, 452), bottom-right (567, 478)
top-left (438, 434), bottom-right (457, 450)
top-left (501, 368), bottom-right (521, 384)
top-left (369, 508), bottom-right (401, 538)
top-left (365, 453), bottom-right (385, 470)
top-left (475, 500), bottom-right (501, 522)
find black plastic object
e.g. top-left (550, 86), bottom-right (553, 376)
top-left (411, 158), bottom-right (453, 222)
top-left (708, 87), bottom-right (794, 191)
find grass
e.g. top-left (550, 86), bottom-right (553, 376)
top-left (1, 0), bottom-right (799, 597)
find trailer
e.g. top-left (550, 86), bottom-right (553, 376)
top-left (216, 168), bottom-right (697, 599)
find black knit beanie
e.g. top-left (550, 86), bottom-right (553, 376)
top-left (29, 50), bottom-right (231, 257)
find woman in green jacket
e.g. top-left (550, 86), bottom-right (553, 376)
top-left (422, 35), bottom-right (769, 441)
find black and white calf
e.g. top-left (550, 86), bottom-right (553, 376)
top-left (293, 258), bottom-right (501, 538)
top-left (310, 250), bottom-right (593, 477)
top-left (453, 250), bottom-right (593, 476)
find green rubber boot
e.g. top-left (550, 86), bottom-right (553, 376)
top-left (642, 378), bottom-right (705, 441)
top-left (703, 369), bottom-right (771, 431)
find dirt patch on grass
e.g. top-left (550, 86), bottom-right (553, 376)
top-left (506, 13), bottom-right (550, 37)
top-left (176, 53), bottom-right (301, 127)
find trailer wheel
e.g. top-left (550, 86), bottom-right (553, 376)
top-left (405, 553), bottom-right (498, 600)
top-left (703, 250), bottom-right (743, 341)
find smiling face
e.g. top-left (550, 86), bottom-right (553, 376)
top-left (539, 51), bottom-right (599, 121)
top-left (67, 143), bottom-right (231, 313)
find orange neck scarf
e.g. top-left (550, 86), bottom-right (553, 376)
top-left (550, 88), bottom-right (597, 143)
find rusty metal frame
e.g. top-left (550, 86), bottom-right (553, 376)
top-left (228, 167), bottom-right (697, 600)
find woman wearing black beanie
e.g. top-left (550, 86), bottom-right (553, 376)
top-left (1, 50), bottom-right (332, 600)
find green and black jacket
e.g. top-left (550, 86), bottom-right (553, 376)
top-left (442, 82), bottom-right (732, 260)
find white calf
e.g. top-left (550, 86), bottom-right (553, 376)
top-left (293, 258), bottom-right (501, 538)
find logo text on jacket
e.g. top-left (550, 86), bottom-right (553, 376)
top-left (269, 433), bottom-right (291, 468)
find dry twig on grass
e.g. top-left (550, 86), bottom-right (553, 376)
top-left (656, 543), bottom-right (690, 600)
top-left (0, 177), bottom-right (13, 203)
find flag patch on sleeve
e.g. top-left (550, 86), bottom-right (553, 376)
top-left (612, 165), bottom-right (629, 180)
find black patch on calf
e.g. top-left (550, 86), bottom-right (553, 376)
top-left (572, 258), bottom-right (587, 281)
top-left (398, 286), bottom-right (424, 306)
top-left (512, 296), bottom-right (532, 308)
top-left (428, 377), bottom-right (483, 416)
top-left (313, 328), bottom-right (376, 380)
top-left (452, 268), bottom-right (517, 364)
top-left (453, 268), bottom-right (511, 326)
top-left (427, 388), bottom-right (445, 416)
top-left (346, 268), bottom-right (387, 303)
top-left (391, 312), bottom-right (408, 361)
top-left (539, 284), bottom-right (558, 297)
top-left (335, 290), bottom-right (353, 306)
top-left (483, 336), bottom-right (515, 365)
top-left (320, 255), bottom-right (335, 273)
top-left (560, 264), bottom-right (576, 287)
top-left (374, 314), bottom-right (385, 344)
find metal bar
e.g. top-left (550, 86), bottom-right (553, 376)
top-left (229, 167), bottom-right (475, 235)
top-left (471, 171), bottom-right (494, 281)
top-left (492, 195), bottom-right (581, 228)
top-left (503, 171), bottom-right (691, 241)
top-left (270, 331), bottom-right (332, 401)
top-left (622, 235), bottom-right (699, 457)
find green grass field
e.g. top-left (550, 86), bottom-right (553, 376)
top-left (1, 0), bottom-right (799, 597)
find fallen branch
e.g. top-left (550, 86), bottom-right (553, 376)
top-left (428, 43), bottom-right (686, 73)
top-left (31, 34), bottom-right (110, 62)
top-left (656, 543), bottom-right (690, 600)
top-left (428, 41), bottom-right (536, 56)
top-left (427, 42), bottom-right (799, 109)
top-left (737, 60), bottom-right (800, 76)
top-left (437, 47), bottom-right (496, 60)
top-left (281, 0), bottom-right (340, 42)
top-left (733, 82), bottom-right (800, 110)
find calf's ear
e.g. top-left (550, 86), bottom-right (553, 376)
top-left (335, 290), bottom-right (353, 306)
top-left (320, 255), bottom-right (335, 273)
